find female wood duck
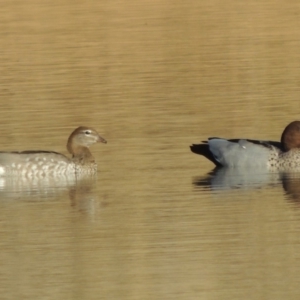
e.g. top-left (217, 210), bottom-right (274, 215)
top-left (0, 126), bottom-right (107, 177)
top-left (190, 121), bottom-right (300, 171)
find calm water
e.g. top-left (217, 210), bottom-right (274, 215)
top-left (1, 1), bottom-right (300, 299)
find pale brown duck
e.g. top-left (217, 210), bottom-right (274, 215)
top-left (0, 126), bottom-right (107, 177)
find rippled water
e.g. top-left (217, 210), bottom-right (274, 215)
top-left (1, 1), bottom-right (300, 299)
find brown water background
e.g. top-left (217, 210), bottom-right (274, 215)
top-left (0, 1), bottom-right (300, 299)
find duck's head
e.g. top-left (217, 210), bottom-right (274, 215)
top-left (281, 121), bottom-right (300, 151)
top-left (67, 126), bottom-right (107, 155)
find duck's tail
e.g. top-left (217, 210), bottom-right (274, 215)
top-left (190, 142), bottom-right (221, 166)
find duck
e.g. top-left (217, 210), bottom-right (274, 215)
top-left (0, 126), bottom-right (107, 177)
top-left (190, 121), bottom-right (300, 170)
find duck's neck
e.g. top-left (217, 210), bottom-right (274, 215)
top-left (70, 146), bottom-right (95, 165)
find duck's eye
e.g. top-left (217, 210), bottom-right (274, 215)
top-left (84, 130), bottom-right (91, 135)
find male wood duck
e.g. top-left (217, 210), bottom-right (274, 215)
top-left (0, 126), bottom-right (107, 177)
top-left (190, 121), bottom-right (300, 171)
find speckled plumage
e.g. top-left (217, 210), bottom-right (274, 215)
top-left (275, 149), bottom-right (300, 171)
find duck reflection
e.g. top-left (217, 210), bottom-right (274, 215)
top-left (194, 168), bottom-right (300, 202)
top-left (281, 173), bottom-right (300, 203)
top-left (0, 174), bottom-right (99, 212)
top-left (193, 168), bottom-right (281, 191)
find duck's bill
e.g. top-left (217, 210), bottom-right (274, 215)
top-left (98, 136), bottom-right (107, 144)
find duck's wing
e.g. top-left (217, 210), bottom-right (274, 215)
top-left (190, 138), bottom-right (282, 167)
top-left (224, 138), bottom-right (283, 151)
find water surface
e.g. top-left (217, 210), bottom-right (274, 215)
top-left (1, 1), bottom-right (300, 299)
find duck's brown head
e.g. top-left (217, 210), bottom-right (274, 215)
top-left (67, 126), bottom-right (107, 155)
top-left (281, 121), bottom-right (300, 151)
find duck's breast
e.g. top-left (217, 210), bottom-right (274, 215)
top-left (208, 139), bottom-right (279, 168)
top-left (277, 148), bottom-right (300, 170)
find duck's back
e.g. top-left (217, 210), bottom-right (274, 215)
top-left (0, 151), bottom-right (75, 176)
top-left (206, 138), bottom-right (280, 168)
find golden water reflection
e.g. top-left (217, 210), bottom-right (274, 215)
top-left (1, 0), bottom-right (300, 299)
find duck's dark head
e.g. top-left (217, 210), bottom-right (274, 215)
top-left (281, 121), bottom-right (300, 151)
